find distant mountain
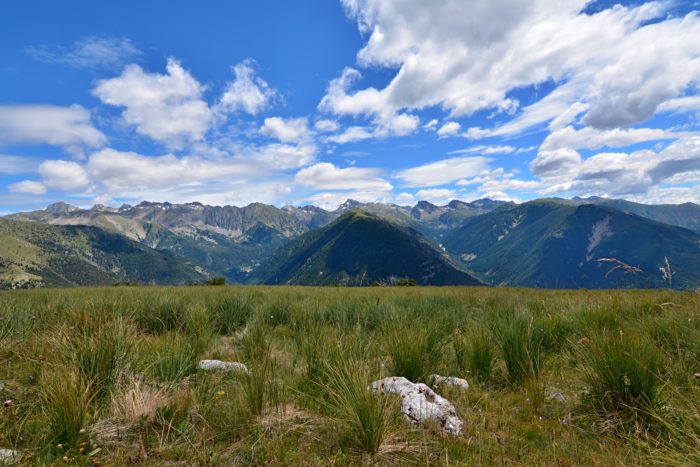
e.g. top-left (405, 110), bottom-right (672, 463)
top-left (9, 201), bottom-right (323, 281)
top-left (0, 218), bottom-right (205, 289)
top-left (249, 210), bottom-right (483, 286)
top-left (574, 197), bottom-right (700, 231)
top-left (8, 198), bottom-right (505, 281)
top-left (445, 200), bottom-right (700, 289)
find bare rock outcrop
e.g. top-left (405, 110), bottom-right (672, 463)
top-left (370, 376), bottom-right (463, 435)
top-left (429, 374), bottom-right (469, 391)
top-left (197, 360), bottom-right (249, 373)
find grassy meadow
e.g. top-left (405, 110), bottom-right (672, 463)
top-left (1, 285), bottom-right (699, 465)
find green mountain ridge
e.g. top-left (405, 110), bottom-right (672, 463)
top-left (249, 210), bottom-right (483, 286)
top-left (445, 200), bottom-right (700, 289)
top-left (0, 218), bottom-right (206, 289)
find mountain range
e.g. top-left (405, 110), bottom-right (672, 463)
top-left (3, 196), bottom-right (700, 289)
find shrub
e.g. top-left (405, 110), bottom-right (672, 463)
top-left (205, 277), bottom-right (226, 286)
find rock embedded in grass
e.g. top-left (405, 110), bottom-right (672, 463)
top-left (197, 360), bottom-right (249, 373)
top-left (370, 376), bottom-right (463, 435)
top-left (0, 449), bottom-right (21, 464)
top-left (429, 374), bottom-right (470, 391)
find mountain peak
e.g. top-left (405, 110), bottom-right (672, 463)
top-left (336, 199), bottom-right (363, 211)
top-left (415, 200), bottom-right (438, 210)
top-left (46, 202), bottom-right (80, 215)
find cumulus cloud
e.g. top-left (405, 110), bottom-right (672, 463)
top-left (530, 136), bottom-right (700, 199)
top-left (295, 162), bottom-right (392, 191)
top-left (319, 67), bottom-right (419, 142)
top-left (415, 188), bottom-right (457, 204)
top-left (541, 126), bottom-right (678, 152)
top-left (314, 119), bottom-right (340, 132)
top-left (329, 0), bottom-right (700, 138)
top-left (86, 148), bottom-right (261, 193)
top-left (218, 60), bottom-right (277, 115)
top-left (396, 156), bottom-right (491, 187)
top-left (93, 58), bottom-right (212, 147)
top-left (260, 117), bottom-right (311, 143)
top-left (9, 180), bottom-right (46, 195)
top-left (38, 160), bottom-right (90, 190)
top-left (253, 143), bottom-right (316, 169)
top-left (0, 105), bottom-right (106, 153)
top-left (437, 121), bottom-right (461, 137)
top-left (27, 36), bottom-right (141, 70)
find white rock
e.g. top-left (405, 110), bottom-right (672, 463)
top-left (197, 360), bottom-right (249, 373)
top-left (370, 376), bottom-right (463, 436)
top-left (0, 449), bottom-right (21, 464)
top-left (429, 374), bottom-right (469, 391)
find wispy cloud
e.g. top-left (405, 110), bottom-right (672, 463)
top-left (27, 36), bottom-right (142, 70)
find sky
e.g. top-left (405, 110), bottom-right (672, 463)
top-left (1, 0), bottom-right (699, 213)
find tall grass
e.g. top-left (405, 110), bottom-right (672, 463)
top-left (580, 332), bottom-right (663, 423)
top-left (317, 357), bottom-right (397, 456)
top-left (383, 316), bottom-right (448, 382)
top-left (238, 348), bottom-right (281, 418)
top-left (209, 294), bottom-right (253, 335)
top-left (453, 328), bottom-right (496, 383)
top-left (40, 368), bottom-right (92, 447)
top-left (62, 318), bottom-right (134, 397)
top-left (492, 314), bottom-right (544, 387)
top-left (143, 333), bottom-right (197, 383)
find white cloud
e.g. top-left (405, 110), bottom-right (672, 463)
top-left (329, 0), bottom-right (700, 138)
top-left (396, 156), bottom-right (491, 187)
top-left (254, 143), bottom-right (316, 169)
top-left (314, 119), bottom-right (340, 132)
top-left (295, 162), bottom-right (392, 191)
top-left (86, 148), bottom-right (260, 193)
top-left (394, 192), bottom-right (415, 205)
top-left (541, 126), bottom-right (678, 152)
top-left (9, 180), bottom-right (46, 195)
top-left (218, 60), bottom-right (277, 115)
top-left (530, 148), bottom-right (582, 178)
top-left (27, 36), bottom-right (141, 70)
top-left (93, 58), bottom-right (212, 147)
top-left (38, 160), bottom-right (90, 190)
top-left (326, 126), bottom-right (374, 144)
top-left (0, 105), bottom-right (106, 152)
top-left (437, 121), bottom-right (461, 137)
top-left (0, 155), bottom-right (40, 174)
top-left (423, 119), bottom-right (438, 130)
top-left (530, 136), bottom-right (700, 200)
top-left (260, 117), bottom-right (311, 143)
top-left (415, 188), bottom-right (456, 205)
top-left (449, 145), bottom-right (516, 155)
top-left (658, 96), bottom-right (700, 114)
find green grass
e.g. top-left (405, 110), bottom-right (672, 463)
top-left (0, 285), bottom-right (698, 465)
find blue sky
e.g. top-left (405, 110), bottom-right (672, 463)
top-left (1, 0), bottom-right (699, 213)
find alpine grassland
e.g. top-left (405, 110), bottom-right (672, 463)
top-left (0, 285), bottom-right (698, 464)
